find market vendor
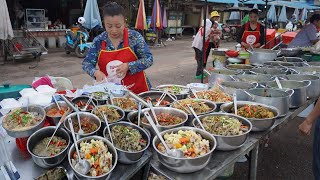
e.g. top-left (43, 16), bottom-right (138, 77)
top-left (82, 2), bottom-right (153, 94)
top-left (237, 9), bottom-right (265, 49)
top-left (288, 14), bottom-right (320, 48)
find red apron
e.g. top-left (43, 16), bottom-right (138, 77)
top-left (98, 28), bottom-right (149, 94)
top-left (196, 27), bottom-right (210, 63)
top-left (241, 22), bottom-right (261, 46)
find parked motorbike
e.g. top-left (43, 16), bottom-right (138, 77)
top-left (64, 17), bottom-right (91, 58)
top-left (221, 24), bottom-right (236, 42)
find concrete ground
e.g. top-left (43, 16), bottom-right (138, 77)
top-left (0, 38), bottom-right (315, 180)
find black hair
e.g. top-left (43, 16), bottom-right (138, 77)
top-left (103, 2), bottom-right (125, 17)
top-left (310, 14), bottom-right (320, 23)
top-left (249, 9), bottom-right (259, 15)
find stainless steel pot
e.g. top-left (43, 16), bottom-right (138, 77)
top-left (103, 122), bottom-right (150, 164)
top-left (208, 69), bottom-right (238, 86)
top-left (138, 91), bottom-right (177, 106)
top-left (265, 80), bottom-right (311, 108)
top-left (153, 127), bottom-right (217, 173)
top-left (225, 64), bottom-right (254, 73)
top-left (278, 48), bottom-right (302, 57)
top-left (220, 101), bottom-right (280, 132)
top-left (219, 81), bottom-right (258, 101)
top-left (247, 48), bottom-right (279, 65)
top-left (27, 126), bottom-right (70, 168)
top-left (264, 61), bottom-right (295, 68)
top-left (212, 48), bottom-right (228, 56)
top-left (44, 102), bottom-right (72, 126)
top-left (233, 74), bottom-right (274, 86)
top-left (286, 74), bottom-right (320, 99)
top-left (156, 84), bottom-right (190, 100)
top-left (192, 113), bottom-right (252, 151)
top-left (249, 67), bottom-right (288, 76)
top-left (245, 88), bottom-right (293, 117)
top-left (71, 96), bottom-right (98, 112)
top-left (292, 66), bottom-right (320, 77)
top-left (275, 57), bottom-right (307, 67)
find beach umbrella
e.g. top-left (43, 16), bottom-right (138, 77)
top-left (0, 0), bottom-right (13, 40)
top-left (135, 0), bottom-right (147, 30)
top-left (300, 8), bottom-right (308, 21)
top-left (229, 2), bottom-right (240, 20)
top-left (267, 4), bottom-right (277, 23)
top-left (278, 5), bottom-right (288, 22)
top-left (151, 0), bottom-right (162, 32)
top-left (162, 7), bottom-right (168, 29)
top-left (83, 0), bottom-right (102, 29)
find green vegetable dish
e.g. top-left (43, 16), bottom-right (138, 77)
top-left (3, 108), bottom-right (42, 131)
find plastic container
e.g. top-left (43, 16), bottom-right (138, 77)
top-left (0, 84), bottom-right (31, 101)
top-left (282, 32), bottom-right (297, 45)
top-left (266, 29), bottom-right (276, 49)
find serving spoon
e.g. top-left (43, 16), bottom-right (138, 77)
top-left (68, 118), bottom-right (90, 175)
top-left (233, 93), bottom-right (238, 115)
top-left (103, 113), bottom-right (114, 145)
top-left (52, 95), bottom-right (61, 111)
top-left (137, 102), bottom-right (142, 127)
top-left (144, 112), bottom-right (183, 158)
top-left (187, 104), bottom-right (205, 130)
top-left (147, 100), bottom-right (160, 126)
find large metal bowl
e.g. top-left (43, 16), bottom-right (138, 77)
top-left (27, 126), bottom-right (71, 168)
top-left (292, 66), bottom-right (320, 77)
top-left (68, 136), bottom-right (118, 180)
top-left (71, 96), bottom-right (98, 112)
top-left (249, 67), bottom-right (288, 76)
top-left (64, 112), bottom-right (101, 139)
top-left (171, 99), bottom-right (217, 125)
top-left (275, 57), bottom-right (307, 67)
top-left (220, 101), bottom-right (280, 132)
top-left (138, 91), bottom-right (177, 107)
top-left (226, 64), bottom-right (254, 73)
top-left (156, 84), bottom-right (190, 100)
top-left (44, 102), bottom-right (72, 126)
top-left (111, 97), bottom-right (138, 114)
top-left (192, 113), bottom-right (252, 151)
top-left (153, 126), bottom-right (217, 173)
top-left (233, 74), bottom-right (274, 85)
top-left (2, 105), bottom-right (46, 138)
top-left (103, 121), bottom-right (150, 164)
top-left (139, 107), bottom-right (188, 138)
top-left (286, 74), bottom-right (320, 99)
top-left (264, 61), bottom-right (295, 68)
top-left (220, 81), bottom-right (258, 101)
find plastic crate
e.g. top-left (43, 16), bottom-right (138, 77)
top-left (266, 29), bottom-right (276, 49)
top-left (282, 32), bottom-right (297, 45)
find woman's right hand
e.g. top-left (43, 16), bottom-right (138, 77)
top-left (94, 70), bottom-right (106, 82)
top-left (299, 119), bottom-right (313, 136)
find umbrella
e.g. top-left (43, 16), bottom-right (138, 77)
top-left (0, 0), bottom-right (13, 40)
top-left (199, 6), bottom-right (209, 26)
top-left (162, 7), bottom-right (168, 29)
top-left (135, 0), bottom-right (147, 30)
top-left (253, 3), bottom-right (258, 10)
top-left (300, 8), bottom-right (308, 21)
top-left (293, 8), bottom-right (299, 20)
top-left (83, 0), bottom-right (102, 30)
top-left (151, 0), bottom-right (162, 32)
top-left (267, 4), bottom-right (277, 23)
top-left (278, 5), bottom-right (288, 22)
top-left (229, 2), bottom-right (240, 20)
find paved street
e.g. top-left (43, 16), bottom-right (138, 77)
top-left (0, 38), bottom-right (315, 180)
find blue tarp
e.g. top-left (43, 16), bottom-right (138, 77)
top-left (300, 8), bottom-right (308, 21)
top-left (229, 2), bottom-right (240, 20)
top-left (270, 1), bottom-right (320, 9)
top-left (278, 5), bottom-right (288, 22)
top-left (83, 0), bottom-right (102, 30)
top-left (267, 4), bottom-right (277, 23)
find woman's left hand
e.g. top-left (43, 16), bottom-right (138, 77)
top-left (116, 63), bottom-right (129, 77)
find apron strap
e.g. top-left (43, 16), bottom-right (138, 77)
top-left (244, 22), bottom-right (249, 31)
top-left (101, 40), bottom-right (107, 50)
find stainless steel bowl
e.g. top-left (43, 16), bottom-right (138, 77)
top-left (71, 96), bottom-right (98, 112)
top-left (68, 136), bottom-right (118, 180)
top-left (233, 74), bottom-right (274, 85)
top-left (111, 97), bottom-right (138, 114)
top-left (275, 57), bottom-right (306, 67)
top-left (171, 99), bottom-right (217, 125)
top-left (220, 101), bottom-right (280, 131)
top-left (103, 121), bottom-right (150, 164)
top-left (44, 102), bottom-right (72, 126)
top-left (156, 84), bottom-right (190, 100)
top-left (220, 81), bottom-right (258, 101)
top-left (153, 126), bottom-right (217, 173)
top-left (2, 105), bottom-right (46, 138)
top-left (138, 91), bottom-right (177, 107)
top-left (192, 113), bottom-right (252, 151)
top-left (264, 61), bottom-right (295, 67)
top-left (226, 64), bottom-right (254, 73)
top-left (27, 126), bottom-right (71, 168)
top-left (249, 67), bottom-right (288, 76)
top-left (64, 112), bottom-right (101, 138)
top-left (140, 107), bottom-right (188, 138)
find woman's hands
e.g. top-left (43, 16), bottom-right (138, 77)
top-left (299, 119), bottom-right (313, 136)
top-left (115, 63), bottom-right (129, 78)
top-left (94, 70), bottom-right (107, 82)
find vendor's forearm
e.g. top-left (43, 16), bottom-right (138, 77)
top-left (306, 97), bottom-right (320, 123)
top-left (82, 59), bottom-right (97, 78)
top-left (253, 43), bottom-right (261, 48)
top-left (128, 55), bottom-right (153, 74)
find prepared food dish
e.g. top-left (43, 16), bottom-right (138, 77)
top-left (142, 113), bottom-right (183, 126)
top-left (110, 125), bottom-right (147, 152)
top-left (145, 96), bottom-right (170, 106)
top-left (34, 167), bottom-right (68, 180)
top-left (113, 97), bottom-right (137, 111)
top-left (195, 88), bottom-right (232, 103)
top-left (231, 105), bottom-right (275, 119)
top-left (33, 136), bottom-right (68, 157)
top-left (74, 100), bottom-right (94, 111)
top-left (46, 106), bottom-right (69, 117)
top-left (93, 106), bottom-right (121, 123)
top-left (92, 92), bottom-right (108, 100)
top-left (172, 99), bottom-right (212, 115)
top-left (3, 108), bottom-right (42, 131)
top-left (69, 117), bottom-right (98, 134)
top-left (157, 130), bottom-right (210, 158)
top-left (72, 139), bottom-right (113, 177)
top-left (201, 115), bottom-right (249, 136)
top-left (148, 172), bottom-right (166, 180)
top-left (160, 86), bottom-right (188, 95)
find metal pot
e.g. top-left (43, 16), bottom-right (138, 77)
top-left (286, 74), bottom-right (320, 99)
top-left (219, 81), bottom-right (258, 101)
top-left (249, 67), bottom-right (288, 76)
top-left (71, 96), bottom-right (98, 112)
top-left (192, 113), bottom-right (252, 151)
top-left (264, 61), bottom-right (295, 68)
top-left (44, 102), bottom-right (72, 126)
top-left (153, 127), bottom-right (217, 173)
top-left (292, 66), bottom-right (320, 77)
top-left (220, 101), bottom-right (280, 132)
top-left (27, 127), bottom-right (71, 168)
top-left (233, 74), bottom-right (274, 86)
top-left (245, 88), bottom-right (293, 117)
top-left (208, 69), bottom-right (238, 86)
top-left (247, 48), bottom-right (279, 65)
top-left (212, 48), bottom-right (228, 56)
top-left (278, 48), bottom-right (303, 57)
top-left (138, 91), bottom-right (177, 106)
top-left (103, 122), bottom-right (150, 164)
top-left (225, 64), bottom-right (254, 73)
top-left (265, 80), bottom-right (311, 108)
top-left (156, 84), bottom-right (190, 100)
top-left (275, 57), bottom-right (307, 67)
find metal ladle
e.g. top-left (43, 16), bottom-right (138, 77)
top-left (52, 95), bottom-right (61, 111)
top-left (144, 112), bottom-right (183, 158)
top-left (102, 113), bottom-right (114, 145)
top-left (68, 118), bottom-right (90, 175)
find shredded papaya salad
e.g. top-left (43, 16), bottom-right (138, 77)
top-left (73, 139), bottom-right (113, 177)
top-left (157, 130), bottom-right (210, 158)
